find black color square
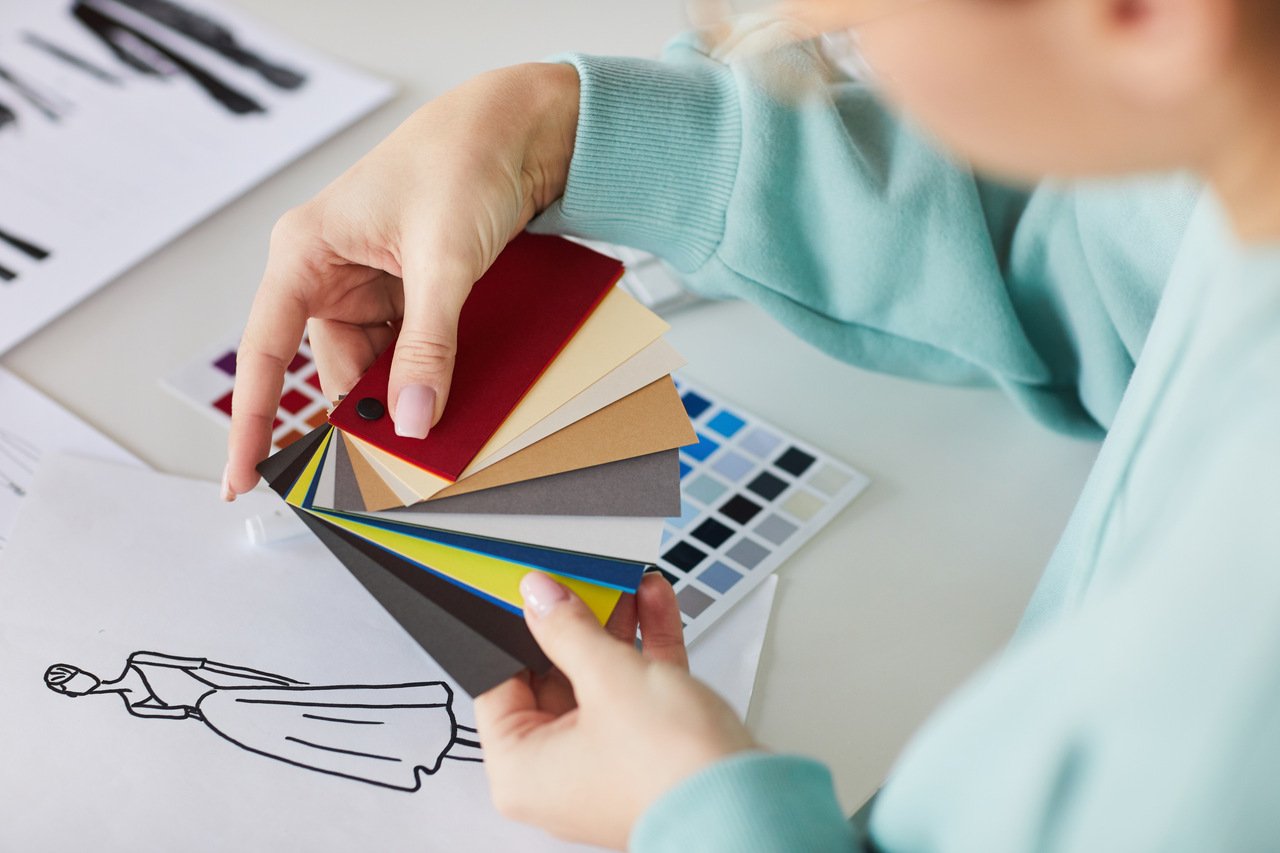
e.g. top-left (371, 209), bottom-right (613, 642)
top-left (656, 568), bottom-right (681, 587)
top-left (663, 541), bottom-right (708, 572)
top-left (774, 446), bottom-right (816, 477)
top-left (692, 518), bottom-right (734, 549)
top-left (719, 494), bottom-right (763, 525)
top-left (747, 471), bottom-right (787, 500)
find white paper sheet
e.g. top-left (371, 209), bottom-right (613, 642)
top-left (0, 367), bottom-right (141, 549)
top-left (0, 0), bottom-right (394, 353)
top-left (0, 457), bottom-right (774, 852)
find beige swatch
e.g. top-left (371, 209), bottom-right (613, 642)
top-left (341, 432), bottom-right (402, 511)
top-left (430, 376), bottom-right (694, 501)
top-left (465, 337), bottom-right (686, 474)
top-left (347, 433), bottom-right (451, 504)
top-left (471, 287), bottom-right (667, 465)
top-left (349, 377), bottom-right (695, 510)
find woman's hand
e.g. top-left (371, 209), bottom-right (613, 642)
top-left (476, 573), bottom-right (756, 850)
top-left (224, 62), bottom-right (581, 499)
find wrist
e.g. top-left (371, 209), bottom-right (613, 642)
top-left (520, 61), bottom-right (581, 212)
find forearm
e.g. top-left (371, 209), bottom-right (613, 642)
top-left (532, 30), bottom-right (1195, 436)
top-left (631, 751), bottom-right (858, 853)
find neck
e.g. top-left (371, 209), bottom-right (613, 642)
top-left (1203, 83), bottom-right (1280, 243)
top-left (97, 667), bottom-right (146, 698)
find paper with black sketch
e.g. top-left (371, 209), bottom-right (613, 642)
top-left (0, 456), bottom-right (774, 851)
top-left (0, 367), bottom-right (141, 549)
top-left (0, 0), bottom-right (393, 353)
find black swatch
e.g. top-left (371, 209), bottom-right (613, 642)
top-left (662, 541), bottom-right (707, 573)
top-left (0, 263), bottom-right (15, 282)
top-left (774, 447), bottom-right (816, 477)
top-left (719, 494), bottom-right (763, 525)
top-left (691, 518), bottom-right (733, 549)
top-left (747, 470), bottom-right (787, 500)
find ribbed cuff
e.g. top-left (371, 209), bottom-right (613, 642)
top-left (529, 53), bottom-right (742, 272)
top-left (630, 751), bottom-right (857, 853)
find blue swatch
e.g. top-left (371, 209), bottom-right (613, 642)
top-left (699, 561), bottom-right (743, 594)
top-left (311, 509), bottom-right (645, 591)
top-left (668, 499), bottom-right (700, 530)
top-left (682, 432), bottom-right (719, 462)
top-left (707, 409), bottom-right (746, 438)
top-left (681, 391), bottom-right (712, 419)
top-left (712, 450), bottom-right (754, 482)
top-left (679, 460), bottom-right (692, 479)
top-left (739, 427), bottom-right (782, 459)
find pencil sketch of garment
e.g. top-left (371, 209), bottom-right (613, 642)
top-left (44, 651), bottom-right (482, 791)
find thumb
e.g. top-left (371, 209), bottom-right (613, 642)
top-left (519, 572), bottom-right (637, 695)
top-left (388, 263), bottom-right (472, 440)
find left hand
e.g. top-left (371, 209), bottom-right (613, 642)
top-left (475, 572), bottom-right (756, 850)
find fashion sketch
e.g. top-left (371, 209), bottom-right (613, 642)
top-left (45, 651), bottom-right (482, 791)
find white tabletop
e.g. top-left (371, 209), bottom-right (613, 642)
top-left (0, 0), bottom-right (1099, 814)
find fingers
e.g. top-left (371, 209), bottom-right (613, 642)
top-left (519, 573), bottom-right (638, 697)
top-left (604, 590), bottom-right (639, 646)
top-left (474, 673), bottom-right (539, 743)
top-left (637, 574), bottom-right (689, 670)
top-left (225, 268), bottom-right (309, 499)
top-left (307, 318), bottom-right (397, 404)
top-left (387, 254), bottom-right (474, 440)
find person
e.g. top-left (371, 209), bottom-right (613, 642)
top-left (45, 651), bottom-right (482, 791)
top-left (224, 0), bottom-right (1280, 849)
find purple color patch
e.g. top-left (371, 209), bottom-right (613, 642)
top-left (214, 351), bottom-right (238, 376)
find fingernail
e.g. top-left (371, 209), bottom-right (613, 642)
top-left (394, 385), bottom-right (436, 439)
top-left (520, 572), bottom-right (568, 618)
top-left (221, 464), bottom-right (235, 503)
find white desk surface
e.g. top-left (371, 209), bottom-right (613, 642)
top-left (0, 0), bottom-right (1099, 815)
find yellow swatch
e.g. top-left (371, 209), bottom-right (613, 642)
top-left (286, 432), bottom-right (619, 625)
top-left (311, 511), bottom-right (621, 625)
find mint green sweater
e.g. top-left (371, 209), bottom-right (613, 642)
top-left (532, 32), bottom-right (1280, 853)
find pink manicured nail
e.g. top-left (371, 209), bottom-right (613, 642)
top-left (521, 572), bottom-right (568, 617)
top-left (394, 384), bottom-right (436, 439)
top-left (220, 464), bottom-right (235, 503)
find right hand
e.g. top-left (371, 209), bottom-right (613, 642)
top-left (224, 62), bottom-right (581, 499)
top-left (476, 573), bottom-right (756, 850)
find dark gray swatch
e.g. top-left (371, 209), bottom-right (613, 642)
top-left (294, 508), bottom-right (529, 697)
top-left (332, 447), bottom-right (681, 518)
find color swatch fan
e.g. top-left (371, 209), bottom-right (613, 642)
top-left (258, 233), bottom-right (696, 697)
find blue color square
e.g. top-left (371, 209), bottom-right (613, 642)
top-left (679, 460), bottom-right (692, 479)
top-left (667, 500), bottom-right (700, 529)
top-left (706, 409), bottom-right (746, 438)
top-left (681, 391), bottom-right (712, 419)
top-left (711, 451), bottom-right (754, 482)
top-left (699, 561), bottom-right (743, 594)
top-left (739, 427), bottom-right (782, 460)
top-left (682, 433), bottom-right (719, 462)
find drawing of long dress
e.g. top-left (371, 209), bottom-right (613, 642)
top-left (47, 651), bottom-right (477, 791)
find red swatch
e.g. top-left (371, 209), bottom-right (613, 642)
top-left (328, 233), bottom-right (624, 481)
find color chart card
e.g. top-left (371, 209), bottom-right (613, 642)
top-left (664, 379), bottom-right (870, 644)
top-left (162, 333), bottom-right (329, 452)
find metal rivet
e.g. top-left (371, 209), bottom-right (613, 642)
top-left (356, 397), bottom-right (385, 421)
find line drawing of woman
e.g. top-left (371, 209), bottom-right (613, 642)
top-left (44, 651), bottom-right (483, 792)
